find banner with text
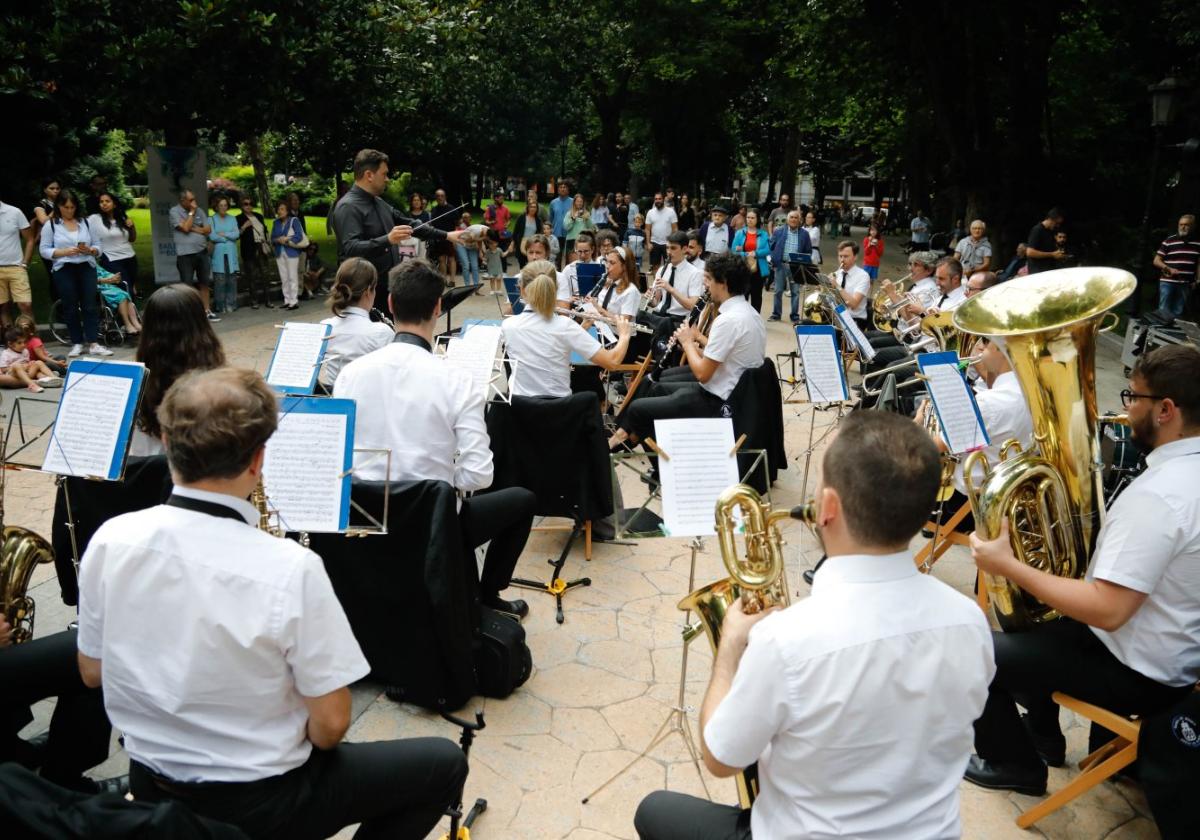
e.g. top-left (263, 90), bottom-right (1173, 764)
top-left (146, 146), bottom-right (208, 286)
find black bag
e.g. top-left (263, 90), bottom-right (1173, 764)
top-left (475, 607), bottom-right (532, 698)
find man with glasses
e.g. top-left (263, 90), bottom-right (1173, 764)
top-left (966, 344), bottom-right (1200, 797)
top-left (1152, 214), bottom-right (1200, 318)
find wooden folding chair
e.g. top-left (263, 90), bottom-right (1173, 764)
top-left (914, 499), bottom-right (972, 571)
top-left (612, 352), bottom-right (653, 419)
top-left (1016, 694), bottom-right (1141, 829)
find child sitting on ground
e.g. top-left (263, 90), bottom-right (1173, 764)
top-left (95, 265), bottom-right (143, 335)
top-left (0, 326), bottom-right (62, 392)
top-left (14, 315), bottom-right (67, 375)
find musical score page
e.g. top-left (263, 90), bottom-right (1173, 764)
top-left (42, 360), bottom-right (143, 480)
top-left (445, 325), bottom-right (502, 399)
top-left (262, 397), bottom-right (354, 532)
top-left (795, 325), bottom-right (849, 404)
top-left (266, 322), bottom-right (330, 393)
top-left (917, 351), bottom-right (990, 454)
top-left (834, 305), bottom-right (877, 361)
top-left (654, 418), bottom-right (739, 537)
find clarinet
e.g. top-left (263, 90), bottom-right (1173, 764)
top-left (650, 290), bottom-right (711, 380)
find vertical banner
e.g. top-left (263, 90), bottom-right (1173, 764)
top-left (146, 146), bottom-right (208, 286)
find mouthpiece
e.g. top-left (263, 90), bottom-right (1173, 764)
top-left (789, 503), bottom-right (817, 523)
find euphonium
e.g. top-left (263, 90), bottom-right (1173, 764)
top-left (0, 429), bottom-right (55, 644)
top-left (953, 267), bottom-right (1135, 631)
top-left (678, 484), bottom-right (816, 807)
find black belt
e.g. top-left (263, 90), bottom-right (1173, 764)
top-left (165, 494), bottom-right (246, 523)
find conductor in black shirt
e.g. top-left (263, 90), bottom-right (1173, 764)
top-left (333, 149), bottom-right (465, 282)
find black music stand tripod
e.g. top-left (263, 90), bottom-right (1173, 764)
top-left (440, 710), bottom-right (487, 840)
top-left (509, 508), bottom-right (591, 624)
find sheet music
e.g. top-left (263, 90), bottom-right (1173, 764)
top-left (577, 304), bottom-right (617, 343)
top-left (445, 325), bottom-right (501, 399)
top-left (835, 305), bottom-right (877, 361)
top-left (795, 325), bottom-right (849, 404)
top-left (918, 352), bottom-right (990, 453)
top-left (654, 418), bottom-right (739, 537)
top-left (263, 407), bottom-right (350, 533)
top-left (266, 322), bottom-right (330, 392)
top-left (42, 372), bottom-right (134, 478)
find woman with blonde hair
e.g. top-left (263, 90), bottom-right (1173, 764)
top-left (318, 257), bottom-right (394, 389)
top-left (501, 259), bottom-right (630, 397)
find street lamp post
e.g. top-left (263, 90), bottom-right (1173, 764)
top-left (1134, 76), bottom-right (1184, 315)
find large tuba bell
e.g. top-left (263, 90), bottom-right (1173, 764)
top-left (0, 422), bottom-right (56, 644)
top-left (678, 484), bottom-right (816, 807)
top-left (953, 267), bottom-right (1135, 631)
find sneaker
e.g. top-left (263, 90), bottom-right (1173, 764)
top-left (206, 312), bottom-right (221, 322)
top-left (67, 344), bottom-right (84, 357)
top-left (87, 343), bottom-right (113, 357)
top-left (37, 376), bottom-right (63, 388)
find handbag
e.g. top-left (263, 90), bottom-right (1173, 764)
top-left (474, 606), bottom-right (532, 698)
top-left (291, 218), bottom-right (310, 250)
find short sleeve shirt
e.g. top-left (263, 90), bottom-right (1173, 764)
top-left (645, 206), bottom-right (678, 244)
top-left (0, 202), bottom-right (31, 265)
top-left (169, 204), bottom-right (209, 256)
top-left (501, 311), bottom-right (602, 397)
top-left (1026, 222), bottom-right (1059, 274)
top-left (700, 295), bottom-right (766, 399)
top-left (954, 236), bottom-right (992, 273)
top-left (1155, 235), bottom-right (1200, 284)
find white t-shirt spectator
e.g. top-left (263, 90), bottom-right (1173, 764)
top-left (645, 206), bottom-right (678, 245)
top-left (87, 214), bottom-right (136, 260)
top-left (0, 202), bottom-right (30, 265)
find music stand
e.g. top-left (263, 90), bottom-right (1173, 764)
top-left (440, 284), bottom-right (480, 337)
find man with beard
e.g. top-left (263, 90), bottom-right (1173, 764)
top-left (965, 344), bottom-right (1200, 797)
top-left (644, 192), bottom-right (678, 273)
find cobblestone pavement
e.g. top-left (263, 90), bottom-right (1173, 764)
top-left (11, 237), bottom-right (1159, 839)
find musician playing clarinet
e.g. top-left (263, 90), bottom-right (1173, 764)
top-left (77, 367), bottom-right (467, 838)
top-left (634, 412), bottom-right (994, 839)
top-left (610, 254), bottom-right (764, 449)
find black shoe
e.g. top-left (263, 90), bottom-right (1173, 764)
top-left (768, 315), bottom-right (781, 322)
top-left (590, 519), bottom-right (615, 541)
top-left (7, 731), bottom-right (49, 769)
top-left (963, 755), bottom-right (1047, 796)
top-left (1021, 713), bottom-right (1066, 767)
top-left (485, 596), bottom-right (529, 620)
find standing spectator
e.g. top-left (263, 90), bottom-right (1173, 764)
top-left (455, 211), bottom-right (482, 292)
top-left (1152, 214), bottom-right (1200, 318)
top-left (38, 190), bottom-right (111, 357)
top-left (563, 194), bottom-right (595, 263)
top-left (626, 192), bottom-right (640, 231)
top-left (287, 191), bottom-right (308, 279)
top-left (302, 243), bottom-right (328, 300)
top-left (954, 219), bottom-right (993, 276)
top-left (169, 190), bottom-right (217, 320)
top-left (802, 209), bottom-right (822, 266)
top-left (237, 197), bottom-right (274, 309)
top-left (89, 192), bottom-right (138, 298)
top-left (270, 199), bottom-right (305, 311)
top-left (590, 193), bottom-right (611, 230)
top-left (408, 192), bottom-right (430, 260)
top-left (84, 174), bottom-right (108, 217)
top-left (644, 192), bottom-right (678, 272)
top-left (0, 192), bottom-right (36, 327)
top-left (910, 209), bottom-right (931, 250)
top-left (625, 214), bottom-right (646, 270)
top-left (549, 181), bottom-right (573, 266)
top-left (484, 190), bottom-right (511, 240)
top-left (207, 197), bottom-right (240, 315)
top-left (730, 204), bottom-right (747, 232)
top-left (697, 206), bottom-right (732, 257)
top-left (430, 188), bottom-right (458, 277)
top-left (861, 222), bottom-right (884, 280)
top-left (513, 195), bottom-right (546, 267)
top-left (31, 177), bottom-right (61, 229)
top-left (664, 188), bottom-right (678, 212)
top-left (998, 243), bottom-right (1028, 281)
top-left (949, 218), bottom-right (968, 249)
top-left (768, 210), bottom-right (813, 323)
top-left (1025, 207), bottom-right (1066, 274)
top-left (542, 222), bottom-right (560, 265)
top-left (678, 195), bottom-right (696, 230)
top-left (613, 194), bottom-right (630, 231)
top-left (767, 193), bottom-right (793, 236)
top-left (731, 208), bottom-right (770, 314)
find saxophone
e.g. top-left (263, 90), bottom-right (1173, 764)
top-left (0, 425), bottom-right (56, 645)
top-left (251, 477), bottom-right (284, 537)
top-left (678, 484), bottom-right (816, 808)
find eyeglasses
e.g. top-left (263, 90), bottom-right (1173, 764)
top-left (1119, 389), bottom-right (1165, 407)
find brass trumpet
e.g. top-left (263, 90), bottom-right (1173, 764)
top-left (871, 272), bottom-right (913, 331)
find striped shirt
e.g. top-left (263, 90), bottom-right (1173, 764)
top-left (1156, 235), bottom-right (1200, 284)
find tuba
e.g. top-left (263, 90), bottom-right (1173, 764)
top-left (0, 423), bottom-right (56, 645)
top-left (678, 484), bottom-right (816, 807)
top-left (953, 267), bottom-right (1135, 631)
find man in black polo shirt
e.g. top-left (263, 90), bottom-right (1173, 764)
top-left (1152, 214), bottom-right (1200, 318)
top-left (1025, 207), bottom-right (1066, 274)
top-left (332, 150), bottom-right (462, 285)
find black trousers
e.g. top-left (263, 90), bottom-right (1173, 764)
top-left (130, 738), bottom-right (467, 840)
top-left (461, 487), bottom-right (536, 597)
top-left (974, 619), bottom-right (1194, 768)
top-left (635, 791), bottom-right (752, 840)
top-left (0, 629), bottom-right (111, 783)
top-left (620, 381), bottom-right (725, 440)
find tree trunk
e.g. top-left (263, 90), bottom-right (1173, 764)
top-left (778, 126), bottom-right (802, 204)
top-left (246, 134), bottom-right (272, 218)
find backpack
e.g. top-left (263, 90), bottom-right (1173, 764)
top-left (474, 606), bottom-right (532, 698)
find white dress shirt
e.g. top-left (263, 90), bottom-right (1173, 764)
top-left (39, 217), bottom-right (101, 272)
top-left (911, 275), bottom-right (938, 300)
top-left (699, 294), bottom-right (766, 400)
top-left (319, 307), bottom-right (394, 388)
top-left (501, 310), bottom-right (602, 397)
top-left (653, 259), bottom-right (705, 318)
top-left (76, 485), bottom-right (369, 783)
top-left (1087, 435), bottom-right (1200, 686)
top-left (952, 370), bottom-right (1033, 495)
top-left (86, 214), bottom-right (135, 260)
top-left (606, 284), bottom-right (642, 320)
top-left (835, 265), bottom-right (871, 319)
top-left (705, 552), bottom-right (995, 839)
top-left (932, 284), bottom-right (967, 312)
top-left (334, 340), bottom-right (492, 491)
top-left (558, 258), bottom-right (601, 301)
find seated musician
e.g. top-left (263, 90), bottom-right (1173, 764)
top-left (590, 245), bottom-right (645, 324)
top-left (77, 366), bottom-right (468, 837)
top-left (638, 230), bottom-right (705, 341)
top-left (335, 259), bottom-right (536, 619)
top-left (594, 227), bottom-right (621, 259)
top-left (830, 239), bottom-right (872, 333)
top-left (500, 259), bottom-right (631, 399)
top-left (318, 257), bottom-right (393, 390)
top-left (868, 249), bottom-right (941, 348)
top-left (686, 229), bottom-right (706, 275)
top-left (611, 254), bottom-right (764, 449)
top-left (634, 411), bottom-right (995, 840)
top-left (558, 232), bottom-right (601, 308)
top-left (0, 619), bottom-right (123, 794)
top-left (917, 335), bottom-right (1033, 531)
top-left (966, 345), bottom-right (1200, 796)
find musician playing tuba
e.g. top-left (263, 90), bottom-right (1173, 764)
top-left (634, 412), bottom-right (994, 840)
top-left (966, 345), bottom-right (1200, 796)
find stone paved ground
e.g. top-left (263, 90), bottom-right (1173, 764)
top-left (10, 234), bottom-right (1160, 839)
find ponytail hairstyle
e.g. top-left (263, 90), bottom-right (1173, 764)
top-left (610, 245), bottom-right (643, 293)
top-left (329, 257), bottom-right (378, 317)
top-left (520, 259), bottom-right (558, 318)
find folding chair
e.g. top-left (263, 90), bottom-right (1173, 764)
top-left (914, 499), bottom-right (989, 614)
top-left (1016, 693), bottom-right (1142, 829)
